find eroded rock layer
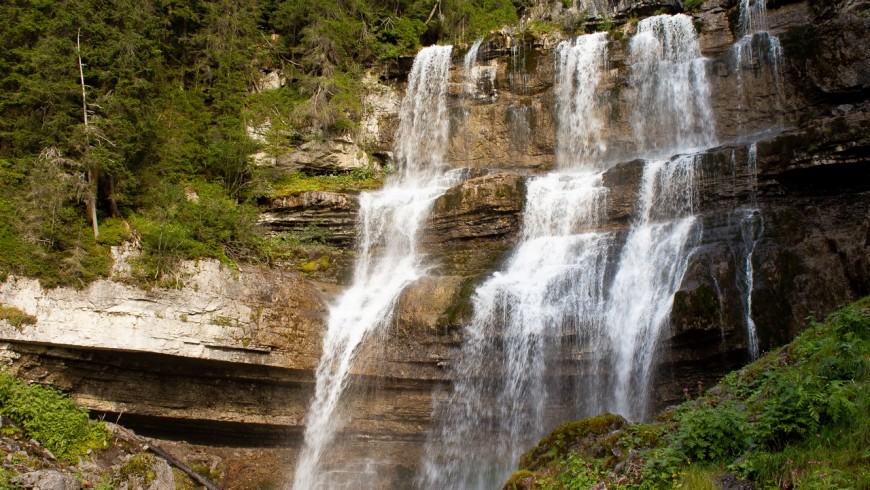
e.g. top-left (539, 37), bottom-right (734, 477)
top-left (0, 0), bottom-right (868, 487)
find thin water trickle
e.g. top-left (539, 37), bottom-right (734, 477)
top-left (739, 143), bottom-right (764, 359)
top-left (292, 45), bottom-right (454, 490)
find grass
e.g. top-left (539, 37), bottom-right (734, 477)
top-left (271, 168), bottom-right (384, 198)
top-left (0, 306), bottom-right (36, 328)
top-left (506, 296), bottom-right (870, 489)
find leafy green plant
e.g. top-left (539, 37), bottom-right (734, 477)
top-left (683, 0), bottom-right (703, 12)
top-left (0, 372), bottom-right (109, 462)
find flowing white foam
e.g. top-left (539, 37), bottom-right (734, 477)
top-left (554, 32), bottom-right (609, 166)
top-left (605, 155), bottom-right (702, 419)
top-left (418, 172), bottom-right (611, 490)
top-left (629, 14), bottom-right (716, 156)
top-left (292, 45), bottom-right (454, 490)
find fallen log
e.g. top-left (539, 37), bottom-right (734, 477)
top-left (109, 423), bottom-right (221, 490)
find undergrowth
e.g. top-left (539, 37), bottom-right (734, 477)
top-left (271, 167), bottom-right (385, 197)
top-left (0, 372), bottom-right (109, 463)
top-left (506, 296), bottom-right (870, 489)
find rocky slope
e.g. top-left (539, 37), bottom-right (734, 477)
top-left (0, 0), bottom-right (868, 487)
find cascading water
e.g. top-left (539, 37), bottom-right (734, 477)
top-left (292, 45), bottom-right (455, 490)
top-left (739, 143), bottom-right (763, 359)
top-left (605, 154), bottom-right (702, 418)
top-left (629, 14), bottom-right (716, 157)
top-left (421, 15), bottom-right (716, 488)
top-left (419, 32), bottom-right (611, 490)
top-left (555, 33), bottom-right (609, 165)
top-left (733, 0), bottom-right (784, 127)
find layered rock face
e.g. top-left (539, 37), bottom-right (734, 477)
top-left (0, 0), bottom-right (868, 487)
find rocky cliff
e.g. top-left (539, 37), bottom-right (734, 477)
top-left (1, 0), bottom-right (868, 487)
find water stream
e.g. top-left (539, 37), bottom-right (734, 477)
top-left (420, 17), bottom-right (714, 486)
top-left (739, 143), bottom-right (764, 359)
top-left (292, 45), bottom-right (454, 490)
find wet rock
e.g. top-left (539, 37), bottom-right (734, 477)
top-left (787, 1), bottom-right (870, 95)
top-left (396, 276), bottom-right (464, 332)
top-left (426, 172), bottom-right (525, 243)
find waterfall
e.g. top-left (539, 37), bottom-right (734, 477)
top-left (733, 0), bottom-right (784, 128)
top-left (555, 32), bottom-right (609, 166)
top-left (738, 0), bottom-right (769, 37)
top-left (739, 143), bottom-right (763, 359)
top-left (292, 45), bottom-right (455, 490)
top-left (421, 18), bottom-right (715, 487)
top-left (629, 14), bottom-right (715, 157)
top-left (418, 173), bottom-right (611, 489)
top-left (605, 155), bottom-right (702, 418)
top-left (419, 33), bottom-right (612, 490)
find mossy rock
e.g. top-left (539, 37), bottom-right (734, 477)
top-left (503, 469), bottom-right (536, 490)
top-left (518, 413), bottom-right (627, 472)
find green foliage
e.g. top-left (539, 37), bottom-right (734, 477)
top-left (95, 218), bottom-right (132, 246)
top-left (0, 306), bottom-right (37, 328)
top-left (682, 0), bottom-right (703, 12)
top-left (512, 297), bottom-right (870, 489)
top-left (0, 372), bottom-right (109, 462)
top-left (120, 454), bottom-right (157, 486)
top-left (671, 402), bottom-right (750, 462)
top-left (131, 180), bottom-right (263, 282)
top-left (519, 413), bottom-right (626, 471)
top-left (272, 168), bottom-right (384, 197)
top-left (0, 0), bottom-right (529, 286)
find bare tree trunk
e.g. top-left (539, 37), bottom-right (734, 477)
top-left (425, 0), bottom-right (441, 25)
top-left (78, 28), bottom-right (99, 239)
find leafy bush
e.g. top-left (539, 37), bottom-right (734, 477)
top-left (131, 180), bottom-right (264, 281)
top-left (671, 402), bottom-right (749, 462)
top-left (683, 0), bottom-right (703, 12)
top-left (0, 372), bottom-right (108, 462)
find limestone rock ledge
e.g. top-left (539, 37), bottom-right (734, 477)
top-left (0, 261), bottom-right (325, 370)
top-left (0, 260), bottom-right (330, 444)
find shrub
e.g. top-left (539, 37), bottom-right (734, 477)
top-left (0, 372), bottom-right (109, 462)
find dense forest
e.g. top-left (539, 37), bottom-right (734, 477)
top-left (0, 0), bottom-right (527, 288)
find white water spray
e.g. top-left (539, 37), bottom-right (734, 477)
top-left (292, 45), bottom-right (454, 490)
top-left (629, 14), bottom-right (716, 156)
top-left (605, 155), bottom-right (702, 418)
top-left (555, 32), bottom-right (609, 166)
top-left (419, 172), bottom-right (611, 490)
